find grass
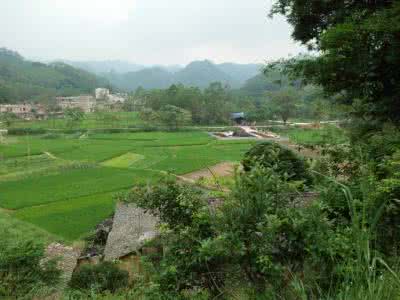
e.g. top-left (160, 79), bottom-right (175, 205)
top-left (0, 166), bottom-right (160, 209)
top-left (0, 134), bottom-right (83, 158)
top-left (264, 125), bottom-right (347, 146)
top-left (0, 154), bottom-right (67, 178)
top-left (14, 192), bottom-right (120, 241)
top-left (0, 130), bottom-right (257, 240)
top-left (1, 210), bottom-right (61, 243)
top-left (101, 153), bottom-right (145, 168)
top-left (9, 112), bottom-right (145, 130)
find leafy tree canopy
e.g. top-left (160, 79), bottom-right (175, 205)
top-left (271, 1), bottom-right (400, 124)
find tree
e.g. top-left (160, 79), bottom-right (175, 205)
top-left (203, 82), bottom-right (231, 124)
top-left (0, 112), bottom-right (17, 128)
top-left (268, 87), bottom-right (298, 124)
top-left (64, 107), bottom-right (85, 128)
top-left (138, 107), bottom-right (159, 124)
top-left (158, 105), bottom-right (191, 130)
top-left (270, 1), bottom-right (400, 124)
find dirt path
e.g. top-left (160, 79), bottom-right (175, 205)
top-left (44, 151), bottom-right (57, 159)
top-left (0, 207), bottom-right (15, 214)
top-left (180, 162), bottom-right (236, 181)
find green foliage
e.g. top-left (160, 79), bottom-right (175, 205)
top-left (121, 180), bottom-right (223, 296)
top-left (103, 60), bottom-right (259, 92)
top-left (0, 48), bottom-right (109, 102)
top-left (240, 73), bottom-right (280, 99)
top-left (158, 105), bottom-right (192, 130)
top-left (15, 191), bottom-right (119, 241)
top-left (0, 239), bottom-right (60, 298)
top-left (281, 125), bottom-right (348, 147)
top-left (268, 87), bottom-right (299, 124)
top-left (0, 112), bottom-right (18, 128)
top-left (7, 127), bottom-right (48, 135)
top-left (69, 262), bottom-right (129, 293)
top-left (0, 166), bottom-right (161, 209)
top-left (271, 2), bottom-right (400, 124)
top-left (211, 165), bottom-right (348, 294)
top-left (138, 107), bottom-right (159, 124)
top-left (0, 131), bottom-right (254, 240)
top-left (141, 82), bottom-right (233, 125)
top-left (242, 141), bottom-right (312, 185)
top-left (65, 107), bottom-right (86, 129)
top-left (124, 179), bottom-right (205, 228)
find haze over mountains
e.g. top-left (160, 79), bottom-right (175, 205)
top-left (64, 59), bottom-right (262, 91)
top-left (0, 47), bottom-right (266, 103)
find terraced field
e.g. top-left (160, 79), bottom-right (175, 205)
top-left (0, 131), bottom-right (256, 240)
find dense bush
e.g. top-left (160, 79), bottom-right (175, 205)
top-left (7, 127), bottom-right (48, 135)
top-left (69, 262), bottom-right (129, 293)
top-left (0, 239), bottom-right (60, 298)
top-left (121, 180), bottom-right (225, 297)
top-left (124, 180), bottom-right (206, 228)
top-left (123, 167), bottom-right (357, 298)
top-left (242, 141), bottom-right (313, 186)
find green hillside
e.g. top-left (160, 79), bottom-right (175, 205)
top-left (0, 48), bottom-right (109, 103)
top-left (174, 60), bottom-right (238, 88)
top-left (103, 67), bottom-right (173, 91)
top-left (93, 60), bottom-right (261, 91)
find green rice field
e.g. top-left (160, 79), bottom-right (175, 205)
top-left (0, 131), bottom-right (256, 240)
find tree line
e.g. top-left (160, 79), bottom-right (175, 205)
top-left (124, 76), bottom-right (342, 128)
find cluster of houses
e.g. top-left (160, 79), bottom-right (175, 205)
top-left (0, 88), bottom-right (127, 120)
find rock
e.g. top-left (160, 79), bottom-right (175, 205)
top-left (82, 216), bottom-right (114, 257)
top-left (104, 203), bottom-right (159, 261)
top-left (44, 243), bottom-right (80, 290)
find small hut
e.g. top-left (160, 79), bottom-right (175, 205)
top-left (231, 112), bottom-right (245, 124)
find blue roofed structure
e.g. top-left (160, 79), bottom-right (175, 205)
top-left (231, 112), bottom-right (245, 124)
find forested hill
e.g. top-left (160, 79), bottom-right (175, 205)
top-left (0, 48), bottom-right (109, 103)
top-left (173, 60), bottom-right (238, 88)
top-left (74, 60), bottom-right (261, 91)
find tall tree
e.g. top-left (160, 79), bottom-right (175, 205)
top-left (271, 1), bottom-right (400, 124)
top-left (158, 105), bottom-right (191, 130)
top-left (268, 87), bottom-right (298, 124)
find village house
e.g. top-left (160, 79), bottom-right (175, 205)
top-left (96, 88), bottom-right (127, 104)
top-left (56, 95), bottom-right (96, 113)
top-left (0, 103), bottom-right (35, 119)
top-left (95, 88), bottom-right (110, 100)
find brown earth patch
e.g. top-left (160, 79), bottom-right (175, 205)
top-left (181, 162), bottom-right (237, 181)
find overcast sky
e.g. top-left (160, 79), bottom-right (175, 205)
top-left (0, 0), bottom-right (305, 65)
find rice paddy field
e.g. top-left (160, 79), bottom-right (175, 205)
top-left (0, 131), bottom-right (257, 241)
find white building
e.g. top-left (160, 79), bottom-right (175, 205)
top-left (56, 95), bottom-right (96, 113)
top-left (95, 88), bottom-right (110, 100)
top-left (0, 103), bottom-right (33, 118)
top-left (108, 94), bottom-right (126, 103)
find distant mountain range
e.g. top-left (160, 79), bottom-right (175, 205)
top-left (0, 47), bottom-right (265, 104)
top-left (0, 48), bottom-right (109, 103)
top-left (63, 59), bottom-right (262, 91)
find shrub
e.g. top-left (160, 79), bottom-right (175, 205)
top-left (60, 129), bottom-right (88, 134)
top-left (7, 128), bottom-right (47, 135)
top-left (121, 180), bottom-right (225, 296)
top-left (69, 262), bottom-right (129, 293)
top-left (42, 133), bottom-right (62, 139)
top-left (122, 180), bottom-right (206, 229)
top-left (242, 141), bottom-right (313, 186)
top-left (0, 239), bottom-right (60, 298)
